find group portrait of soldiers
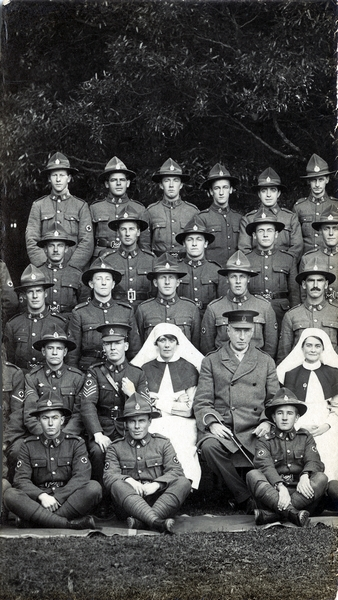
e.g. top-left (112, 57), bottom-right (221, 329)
top-left (1, 149), bottom-right (338, 533)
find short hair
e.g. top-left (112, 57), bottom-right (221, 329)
top-left (155, 334), bottom-right (179, 345)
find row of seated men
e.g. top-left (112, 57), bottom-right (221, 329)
top-left (2, 311), bottom-right (337, 532)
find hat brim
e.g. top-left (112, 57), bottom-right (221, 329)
top-left (33, 337), bottom-right (76, 352)
top-left (312, 220), bottom-right (338, 231)
top-left (42, 166), bottom-right (79, 175)
top-left (82, 268), bottom-right (122, 287)
top-left (200, 175), bottom-right (239, 190)
top-left (265, 402), bottom-right (307, 420)
top-left (175, 230), bottom-right (215, 245)
top-left (108, 219), bottom-right (148, 232)
top-left (218, 267), bottom-right (258, 277)
top-left (15, 282), bottom-right (54, 293)
top-left (31, 406), bottom-right (73, 417)
top-left (147, 270), bottom-right (188, 281)
top-left (295, 270), bottom-right (336, 285)
top-left (252, 183), bottom-right (286, 191)
top-left (152, 173), bottom-right (190, 183)
top-left (116, 409), bottom-right (162, 421)
top-left (37, 237), bottom-right (76, 248)
top-left (98, 168), bottom-right (136, 182)
top-left (245, 221), bottom-right (285, 236)
top-left (300, 171), bottom-right (334, 179)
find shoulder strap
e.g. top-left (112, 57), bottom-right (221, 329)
top-left (100, 364), bottom-right (119, 392)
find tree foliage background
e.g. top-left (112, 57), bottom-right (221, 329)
top-left (0, 0), bottom-right (336, 281)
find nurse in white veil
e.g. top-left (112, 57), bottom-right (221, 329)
top-left (132, 323), bottom-right (203, 489)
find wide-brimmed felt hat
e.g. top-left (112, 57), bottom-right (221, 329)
top-left (200, 163), bottom-right (239, 190)
top-left (223, 310), bottom-right (259, 328)
top-left (300, 154), bottom-right (335, 179)
top-left (37, 224), bottom-right (76, 247)
top-left (31, 390), bottom-right (72, 418)
top-left (82, 257), bottom-right (122, 286)
top-left (152, 158), bottom-right (190, 183)
top-left (42, 152), bottom-right (79, 175)
top-left (265, 387), bottom-right (307, 420)
top-left (15, 265), bottom-right (54, 293)
top-left (252, 167), bottom-right (286, 191)
top-left (116, 392), bottom-right (161, 421)
top-left (98, 156), bottom-right (136, 182)
top-left (311, 204), bottom-right (338, 230)
top-left (33, 324), bottom-right (76, 352)
top-left (218, 250), bottom-right (259, 277)
top-left (175, 216), bottom-right (215, 245)
top-left (245, 212), bottom-right (285, 236)
top-left (96, 323), bottom-right (131, 342)
top-left (147, 253), bottom-right (188, 281)
top-left (295, 255), bottom-right (336, 285)
top-left (108, 205), bottom-right (148, 232)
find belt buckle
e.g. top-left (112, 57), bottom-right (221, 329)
top-left (127, 289), bottom-right (136, 302)
top-left (262, 292), bottom-right (272, 300)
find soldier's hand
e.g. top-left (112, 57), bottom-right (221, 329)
top-left (125, 477), bottom-right (144, 496)
top-left (121, 378), bottom-right (136, 397)
top-left (142, 482), bottom-right (161, 496)
top-left (209, 422), bottom-right (233, 439)
top-left (38, 493), bottom-right (60, 512)
top-left (277, 486), bottom-right (292, 511)
top-left (297, 474), bottom-right (314, 499)
top-left (252, 422), bottom-right (271, 438)
top-left (94, 432), bottom-right (112, 452)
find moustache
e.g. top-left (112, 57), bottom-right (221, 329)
top-left (310, 287), bottom-right (321, 292)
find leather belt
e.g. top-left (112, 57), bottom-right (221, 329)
top-left (99, 406), bottom-right (121, 419)
top-left (153, 250), bottom-right (180, 258)
top-left (260, 291), bottom-right (289, 300)
top-left (96, 238), bottom-right (120, 249)
top-left (82, 350), bottom-right (103, 358)
top-left (44, 481), bottom-right (65, 488)
top-left (113, 291), bottom-right (149, 301)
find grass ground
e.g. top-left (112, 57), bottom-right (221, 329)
top-left (1, 525), bottom-right (337, 600)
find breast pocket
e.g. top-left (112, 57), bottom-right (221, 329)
top-left (174, 316), bottom-right (194, 338)
top-left (60, 388), bottom-right (76, 411)
top-left (152, 221), bottom-right (167, 241)
top-left (272, 266), bottom-right (289, 289)
top-left (121, 459), bottom-right (136, 475)
top-left (299, 215), bottom-right (313, 238)
top-left (64, 213), bottom-right (80, 236)
top-left (272, 452), bottom-right (284, 468)
top-left (82, 322), bottom-right (101, 346)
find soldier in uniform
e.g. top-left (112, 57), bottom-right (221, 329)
top-left (200, 251), bottom-right (278, 358)
top-left (238, 167), bottom-right (303, 261)
top-left (194, 311), bottom-right (279, 511)
top-left (81, 323), bottom-right (149, 516)
top-left (98, 206), bottom-right (155, 307)
top-left (67, 257), bottom-right (141, 371)
top-left (140, 158), bottom-right (199, 257)
top-left (37, 224), bottom-right (85, 319)
top-left (175, 216), bottom-right (228, 315)
top-left (3, 265), bottom-right (67, 373)
top-left (293, 154), bottom-right (338, 254)
top-left (277, 256), bottom-right (338, 363)
top-left (198, 163), bottom-right (242, 267)
top-left (90, 156), bottom-right (149, 259)
top-left (299, 204), bottom-right (338, 301)
top-left (4, 392), bottom-right (102, 529)
top-left (0, 260), bottom-right (19, 327)
top-left (135, 253), bottom-right (201, 349)
top-left (103, 392), bottom-right (191, 533)
top-left (25, 152), bottom-right (94, 270)
top-left (245, 214), bottom-right (300, 330)
top-left (246, 388), bottom-right (327, 526)
top-left (2, 354), bottom-right (26, 485)
top-left (24, 324), bottom-right (85, 437)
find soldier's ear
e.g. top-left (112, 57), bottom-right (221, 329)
top-left (41, 347), bottom-right (46, 357)
top-left (104, 180), bottom-right (109, 189)
top-left (126, 179), bottom-right (130, 189)
top-left (252, 233), bottom-right (257, 241)
top-left (60, 415), bottom-right (65, 425)
top-left (124, 341), bottom-right (129, 352)
top-left (277, 189), bottom-right (281, 198)
top-left (301, 281), bottom-right (306, 290)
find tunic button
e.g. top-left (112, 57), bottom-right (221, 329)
top-left (52, 471), bottom-right (56, 475)
top-left (51, 457), bottom-right (54, 461)
top-left (136, 445), bottom-right (140, 449)
top-left (138, 470), bottom-right (142, 474)
top-left (32, 333), bottom-right (36, 336)
top-left (137, 457), bottom-right (141, 460)
top-left (287, 449), bottom-right (290, 454)
top-left (287, 464), bottom-right (291, 468)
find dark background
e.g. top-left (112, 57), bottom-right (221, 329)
top-left (1, 0), bottom-right (336, 284)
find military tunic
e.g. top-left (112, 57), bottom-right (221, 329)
top-left (81, 360), bottom-right (149, 439)
top-left (90, 194), bottom-right (149, 258)
top-left (197, 205), bottom-right (242, 267)
top-left (39, 261), bottom-right (83, 317)
top-left (140, 198), bottom-right (199, 256)
top-left (25, 192), bottom-right (94, 270)
top-left (67, 297), bottom-right (141, 371)
top-left (3, 308), bottom-right (67, 373)
top-left (293, 193), bottom-right (338, 254)
top-left (24, 363), bottom-right (85, 436)
top-left (135, 294), bottom-right (201, 349)
top-left (177, 256), bottom-right (228, 314)
top-left (200, 291), bottom-right (278, 358)
top-left (238, 204), bottom-right (303, 261)
top-left (277, 299), bottom-right (338, 363)
top-left (299, 247), bottom-right (338, 301)
top-left (246, 248), bottom-right (300, 329)
top-left (0, 260), bottom-right (19, 326)
top-left (98, 247), bottom-right (155, 306)
top-left (2, 361), bottom-right (26, 482)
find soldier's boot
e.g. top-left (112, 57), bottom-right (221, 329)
top-left (254, 509), bottom-right (280, 526)
top-left (122, 494), bottom-right (159, 530)
top-left (4, 489), bottom-right (69, 528)
top-left (286, 506), bottom-right (310, 527)
top-left (151, 493), bottom-right (181, 520)
top-left (247, 478), bottom-right (280, 513)
top-left (290, 473), bottom-right (328, 514)
top-left (56, 481), bottom-right (102, 520)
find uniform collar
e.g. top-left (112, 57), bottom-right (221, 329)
top-left (127, 432), bottom-right (151, 447)
top-left (46, 261), bottom-right (64, 269)
top-left (106, 360), bottom-right (126, 373)
top-left (161, 197), bottom-right (182, 208)
top-left (259, 203), bottom-right (280, 215)
top-left (254, 247), bottom-right (276, 257)
top-left (44, 363), bottom-right (66, 378)
top-left (92, 297), bottom-right (113, 308)
top-left (304, 299), bottom-right (326, 311)
top-left (27, 306), bottom-right (49, 319)
top-left (106, 193), bottom-right (129, 204)
top-left (308, 191), bottom-right (330, 204)
top-left (50, 191), bottom-right (71, 201)
top-left (210, 204), bottom-right (230, 214)
top-left (119, 248), bottom-right (138, 258)
top-left (40, 432), bottom-right (65, 447)
top-left (156, 294), bottom-right (179, 305)
top-left (323, 246), bottom-right (338, 255)
top-left (273, 426), bottom-right (297, 440)
top-left (184, 257), bottom-right (205, 267)
top-left (227, 290), bottom-right (249, 303)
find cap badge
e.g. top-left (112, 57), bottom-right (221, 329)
top-left (193, 225), bottom-right (198, 231)
top-left (31, 274), bottom-right (37, 280)
top-left (235, 259), bottom-right (241, 266)
top-left (328, 214), bottom-right (333, 220)
top-left (284, 395), bottom-right (289, 402)
top-left (165, 262), bottom-right (170, 269)
top-left (219, 170), bottom-right (224, 176)
top-left (47, 399), bottom-right (53, 407)
top-left (53, 332), bottom-right (59, 338)
top-left (54, 230), bottom-right (59, 236)
top-left (55, 158), bottom-right (60, 165)
top-left (109, 328), bottom-right (115, 335)
top-left (313, 264), bottom-right (318, 271)
top-left (242, 316), bottom-right (247, 322)
top-left (135, 403), bottom-right (140, 410)
top-left (123, 212), bottom-right (129, 218)
top-left (116, 163), bottom-right (121, 169)
top-left (261, 212), bottom-right (266, 218)
top-left (169, 164), bottom-right (175, 171)
top-left (266, 177), bottom-right (271, 183)
top-left (314, 165), bottom-right (320, 172)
